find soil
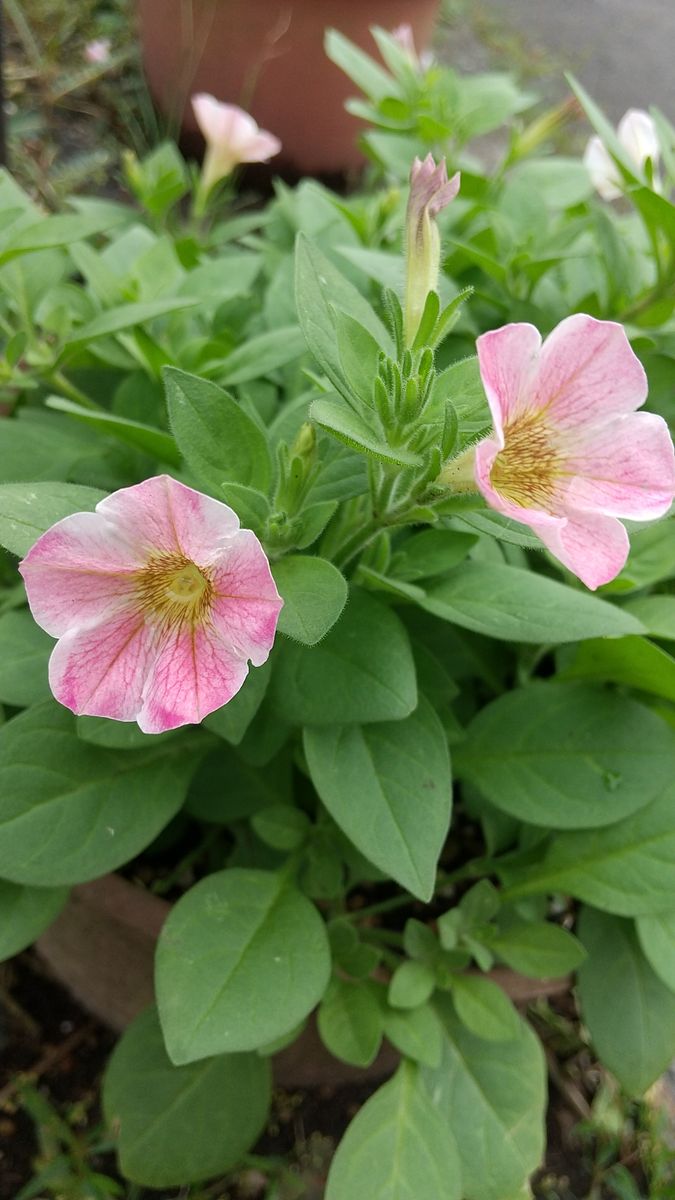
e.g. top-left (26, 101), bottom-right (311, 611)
top-left (0, 952), bottom-right (654, 1200)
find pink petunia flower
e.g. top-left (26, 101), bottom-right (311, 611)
top-left (470, 315), bottom-right (675, 590)
top-left (19, 476), bottom-right (283, 734)
top-left (191, 93), bottom-right (281, 194)
top-left (583, 108), bottom-right (660, 200)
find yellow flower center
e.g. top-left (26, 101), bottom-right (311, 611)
top-left (490, 412), bottom-right (560, 509)
top-left (135, 554), bottom-right (213, 627)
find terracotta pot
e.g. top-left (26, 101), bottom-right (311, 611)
top-left (136, 0), bottom-right (441, 175)
top-left (37, 874), bottom-right (570, 1089)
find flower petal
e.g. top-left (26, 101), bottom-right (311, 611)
top-left (564, 411), bottom-right (675, 519)
top-left (583, 135), bottom-right (622, 200)
top-left (210, 530), bottom-right (283, 666)
top-left (137, 623), bottom-right (249, 733)
top-left (535, 510), bottom-right (630, 591)
top-left (476, 323), bottom-right (542, 440)
top-left (618, 109), bottom-right (659, 167)
top-left (239, 131), bottom-right (282, 163)
top-left (98, 475), bottom-right (240, 563)
top-left (49, 609), bottom-right (157, 721)
top-left (474, 435), bottom-right (564, 530)
top-left (534, 314), bottom-right (647, 429)
top-left (20, 511), bottom-right (143, 637)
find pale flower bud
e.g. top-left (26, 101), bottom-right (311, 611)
top-left (583, 108), bottom-right (660, 201)
top-left (404, 155), bottom-right (460, 346)
top-left (391, 23), bottom-right (434, 72)
top-left (192, 94), bottom-right (281, 197)
top-left (391, 23), bottom-right (417, 60)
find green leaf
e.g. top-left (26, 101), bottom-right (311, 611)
top-left (103, 1006), bottom-right (270, 1188)
top-left (490, 922), bottom-right (586, 978)
top-left (432, 356), bottom-right (490, 434)
top-left (560, 636), bottom-right (675, 703)
top-left (502, 779), bottom-right (675, 916)
top-left (62, 296), bottom-right (199, 351)
top-left (155, 868), bottom-right (331, 1063)
top-left (324, 29), bottom-right (394, 103)
top-left (507, 158), bottom-right (593, 207)
top-left (304, 697), bottom-right (450, 900)
top-left (604, 516), bottom-right (675, 591)
top-left (0, 208), bottom-right (128, 264)
top-left (390, 530), bottom-right (478, 582)
top-left (204, 661), bottom-right (271, 745)
top-left (0, 482), bottom-right (106, 557)
top-left (0, 610), bottom-right (52, 706)
top-left (311, 395), bottom-right (421, 468)
top-left (185, 744), bottom-right (288, 824)
top-left (272, 555), bottom-right (348, 645)
top-left (219, 325), bottom-right (307, 385)
top-left (325, 1060), bottom-right (462, 1200)
top-left (623, 596), bottom-right (675, 640)
top-left (329, 921), bottom-right (381, 979)
top-left (451, 975), bottom-right (520, 1042)
top-left (578, 908), bottom-right (675, 1095)
top-left (0, 879), bottom-right (69, 961)
top-left (383, 1003), bottom-right (444, 1068)
top-left (388, 960), bottom-right (436, 1010)
top-left (0, 702), bottom-right (199, 886)
top-left (567, 75), bottom-right (642, 185)
top-left (335, 310), bottom-right (382, 405)
top-left (637, 910), bottom-right (675, 991)
top-left (45, 396), bottom-right (180, 466)
top-left (456, 682), bottom-right (675, 829)
top-left (318, 978), bottom-right (383, 1066)
top-left (294, 235), bottom-right (392, 391)
top-left (421, 563), bottom-right (642, 643)
top-left (219, 483), bottom-right (270, 534)
top-left (271, 588), bottom-right (417, 726)
top-left (455, 511), bottom-right (542, 549)
top-left (76, 716), bottom-right (175, 750)
top-left (164, 366), bottom-right (272, 492)
top-left (0, 415), bottom-right (97, 486)
top-left (423, 996), bottom-right (546, 1200)
top-left (251, 804), bottom-right (310, 850)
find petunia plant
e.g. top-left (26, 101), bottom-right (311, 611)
top-left (2, 25), bottom-right (675, 1199)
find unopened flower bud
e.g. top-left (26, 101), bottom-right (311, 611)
top-left (436, 446), bottom-right (478, 493)
top-left (404, 155), bottom-right (460, 347)
top-left (291, 421), bottom-right (316, 462)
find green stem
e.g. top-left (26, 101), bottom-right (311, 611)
top-left (619, 269), bottom-right (675, 323)
top-left (48, 371), bottom-right (101, 410)
top-left (345, 893), bottom-right (416, 922)
top-left (436, 858), bottom-right (495, 888)
top-left (151, 827), bottom-right (221, 896)
top-left (362, 927), bottom-right (405, 947)
top-left (332, 516), bottom-right (384, 573)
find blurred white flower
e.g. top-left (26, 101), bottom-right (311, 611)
top-left (583, 108), bottom-right (660, 200)
top-left (84, 38), bottom-right (111, 66)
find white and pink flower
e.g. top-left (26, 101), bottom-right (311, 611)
top-left (19, 476), bottom-right (282, 734)
top-left (458, 315), bottom-right (674, 590)
top-left (192, 93), bottom-right (281, 194)
top-left (583, 109), bottom-right (660, 200)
